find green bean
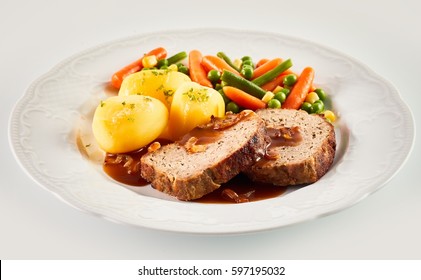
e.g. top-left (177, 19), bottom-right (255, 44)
top-left (251, 59), bottom-right (293, 86)
top-left (157, 59), bottom-right (168, 68)
top-left (167, 51), bottom-right (187, 65)
top-left (221, 70), bottom-right (267, 99)
top-left (217, 52), bottom-right (240, 72)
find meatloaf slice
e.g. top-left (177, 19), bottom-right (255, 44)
top-left (140, 110), bottom-right (270, 201)
top-left (245, 109), bottom-right (336, 186)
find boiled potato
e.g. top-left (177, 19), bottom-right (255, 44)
top-left (168, 82), bottom-right (225, 140)
top-left (118, 69), bottom-right (191, 109)
top-left (92, 95), bottom-right (168, 153)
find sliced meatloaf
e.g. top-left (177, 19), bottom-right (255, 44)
top-left (245, 109), bottom-right (336, 186)
top-left (140, 110), bottom-right (270, 201)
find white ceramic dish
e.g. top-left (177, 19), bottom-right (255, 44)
top-left (9, 28), bottom-right (415, 234)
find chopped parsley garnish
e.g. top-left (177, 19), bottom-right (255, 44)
top-left (183, 88), bottom-right (209, 102)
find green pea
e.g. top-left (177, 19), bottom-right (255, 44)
top-left (241, 65), bottom-right (254, 80)
top-left (311, 102), bottom-right (324, 114)
top-left (178, 65), bottom-right (189, 75)
top-left (274, 91), bottom-right (286, 103)
top-left (279, 88), bottom-right (290, 96)
top-left (207, 70), bottom-right (221, 83)
top-left (242, 60), bottom-right (254, 67)
top-left (283, 84), bottom-right (291, 91)
top-left (214, 83), bottom-right (222, 91)
top-left (315, 88), bottom-right (327, 101)
top-left (283, 74), bottom-right (297, 86)
top-left (226, 101), bottom-right (240, 113)
top-left (268, 99), bottom-right (281, 109)
top-left (160, 65), bottom-right (168, 70)
top-left (241, 56), bottom-right (252, 62)
top-left (301, 102), bottom-right (312, 113)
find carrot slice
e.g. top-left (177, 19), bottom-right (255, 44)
top-left (110, 47), bottom-right (167, 89)
top-left (282, 67), bottom-right (315, 110)
top-left (202, 55), bottom-right (241, 76)
top-left (252, 58), bottom-right (282, 79)
top-left (189, 50), bottom-right (213, 87)
top-left (223, 86), bottom-right (266, 111)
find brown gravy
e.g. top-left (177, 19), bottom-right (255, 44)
top-left (104, 149), bottom-right (149, 186)
top-left (177, 110), bottom-right (253, 147)
top-left (267, 126), bottom-right (302, 148)
top-left (104, 151), bottom-right (287, 203)
top-left (102, 122), bottom-right (297, 204)
top-left (194, 174), bottom-right (287, 204)
top-left (103, 149), bottom-right (287, 204)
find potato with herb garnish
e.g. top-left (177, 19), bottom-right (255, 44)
top-left (118, 69), bottom-right (191, 109)
top-left (168, 82), bottom-right (225, 140)
top-left (92, 95), bottom-right (168, 153)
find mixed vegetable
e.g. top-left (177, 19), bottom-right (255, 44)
top-left (92, 47), bottom-right (335, 154)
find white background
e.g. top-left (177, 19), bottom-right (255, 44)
top-left (1, 0), bottom-right (420, 259)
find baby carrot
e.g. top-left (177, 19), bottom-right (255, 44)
top-left (189, 50), bottom-right (213, 88)
top-left (223, 86), bottom-right (266, 111)
top-left (200, 56), bottom-right (219, 73)
top-left (309, 83), bottom-right (317, 93)
top-left (110, 47), bottom-right (167, 89)
top-left (202, 55), bottom-right (241, 76)
top-left (256, 58), bottom-right (269, 68)
top-left (282, 67), bottom-right (315, 110)
top-left (261, 74), bottom-right (289, 91)
top-left (217, 52), bottom-right (241, 72)
top-left (252, 58), bottom-right (282, 79)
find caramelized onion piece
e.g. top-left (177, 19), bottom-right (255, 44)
top-left (221, 188), bottom-right (256, 203)
top-left (105, 154), bottom-right (140, 174)
top-left (148, 141), bottom-right (161, 153)
top-left (199, 110), bottom-right (254, 130)
top-left (184, 137), bottom-right (207, 153)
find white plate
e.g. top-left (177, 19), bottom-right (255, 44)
top-left (9, 28), bottom-right (415, 234)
